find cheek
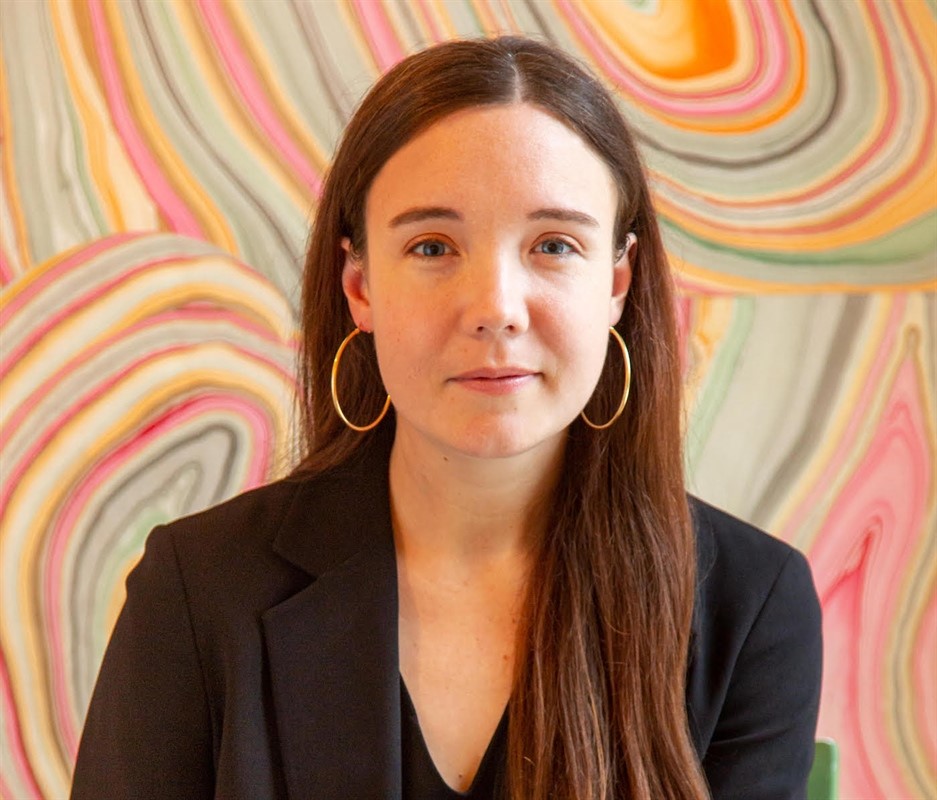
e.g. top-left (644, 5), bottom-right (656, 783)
top-left (372, 314), bottom-right (437, 394)
top-left (573, 323), bottom-right (614, 390)
top-left (541, 291), bottom-right (612, 375)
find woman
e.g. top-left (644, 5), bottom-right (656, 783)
top-left (71, 36), bottom-right (822, 800)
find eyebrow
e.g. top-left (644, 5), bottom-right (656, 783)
top-left (527, 208), bottom-right (599, 227)
top-left (387, 206), bottom-right (600, 229)
top-left (388, 207), bottom-right (463, 227)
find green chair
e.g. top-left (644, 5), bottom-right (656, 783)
top-left (807, 739), bottom-right (839, 800)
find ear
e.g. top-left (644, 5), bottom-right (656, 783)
top-left (340, 237), bottom-right (373, 331)
top-left (609, 232), bottom-right (636, 326)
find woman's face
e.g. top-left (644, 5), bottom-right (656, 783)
top-left (342, 103), bottom-right (632, 462)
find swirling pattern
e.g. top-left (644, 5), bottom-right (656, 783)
top-left (1, 233), bottom-right (295, 798)
top-left (0, 2), bottom-right (934, 798)
top-left (559, 0), bottom-right (937, 290)
top-left (683, 290), bottom-right (936, 798)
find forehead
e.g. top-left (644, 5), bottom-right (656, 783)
top-left (365, 103), bottom-right (619, 224)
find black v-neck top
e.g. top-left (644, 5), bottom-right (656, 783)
top-left (400, 676), bottom-right (508, 799)
top-left (71, 440), bottom-right (823, 800)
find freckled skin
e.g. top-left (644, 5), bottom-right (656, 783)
top-left (342, 102), bottom-right (632, 465)
top-left (339, 104), bottom-right (635, 794)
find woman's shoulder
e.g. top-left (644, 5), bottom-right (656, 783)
top-left (684, 496), bottom-right (823, 782)
top-left (688, 494), bottom-right (812, 598)
top-left (686, 493), bottom-right (821, 683)
top-left (687, 494), bottom-right (820, 646)
top-left (141, 443), bottom-right (392, 596)
top-left (137, 477), bottom-right (306, 577)
top-left (136, 478), bottom-right (316, 608)
top-left (158, 477), bottom-right (305, 547)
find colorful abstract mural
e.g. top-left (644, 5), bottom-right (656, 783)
top-left (1, 1), bottom-right (934, 798)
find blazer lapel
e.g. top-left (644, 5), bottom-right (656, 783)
top-left (262, 433), bottom-right (402, 800)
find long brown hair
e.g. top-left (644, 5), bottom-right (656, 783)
top-left (294, 36), bottom-right (707, 800)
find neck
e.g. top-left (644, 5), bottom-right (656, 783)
top-left (388, 425), bottom-right (565, 567)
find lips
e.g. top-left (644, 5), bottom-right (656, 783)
top-left (449, 367), bottom-right (539, 395)
top-left (452, 367), bottom-right (537, 380)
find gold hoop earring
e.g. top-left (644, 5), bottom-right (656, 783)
top-left (331, 327), bottom-right (391, 432)
top-left (580, 326), bottom-right (631, 430)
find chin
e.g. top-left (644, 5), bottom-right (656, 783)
top-left (445, 420), bottom-right (566, 462)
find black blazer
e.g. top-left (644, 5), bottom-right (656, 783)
top-left (71, 434), bottom-right (822, 799)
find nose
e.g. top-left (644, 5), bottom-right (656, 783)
top-left (460, 249), bottom-right (530, 337)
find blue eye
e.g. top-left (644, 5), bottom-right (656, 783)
top-left (411, 239), bottom-right (451, 257)
top-left (536, 239), bottom-right (575, 256)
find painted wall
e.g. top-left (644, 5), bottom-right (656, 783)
top-left (1, 1), bottom-right (934, 797)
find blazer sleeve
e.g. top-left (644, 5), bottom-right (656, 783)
top-left (702, 548), bottom-right (823, 800)
top-left (70, 525), bottom-right (215, 799)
